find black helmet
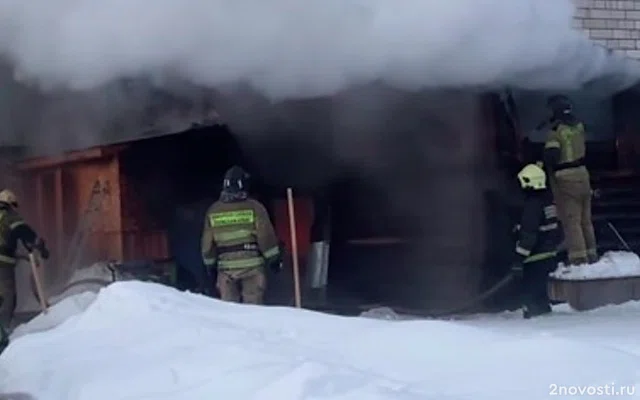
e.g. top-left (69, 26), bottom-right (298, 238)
top-left (547, 94), bottom-right (572, 117)
top-left (222, 165), bottom-right (250, 193)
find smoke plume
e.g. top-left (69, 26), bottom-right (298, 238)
top-left (0, 0), bottom-right (638, 99)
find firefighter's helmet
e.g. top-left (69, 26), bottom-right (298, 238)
top-left (223, 165), bottom-right (250, 193)
top-left (0, 189), bottom-right (18, 207)
top-left (547, 94), bottom-right (572, 116)
top-left (517, 164), bottom-right (546, 190)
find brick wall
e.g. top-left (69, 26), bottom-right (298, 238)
top-left (573, 0), bottom-right (640, 58)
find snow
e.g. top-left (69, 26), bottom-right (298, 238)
top-left (15, 261), bottom-right (117, 315)
top-left (2, 281), bottom-right (640, 399)
top-left (549, 251), bottom-right (640, 280)
top-left (10, 292), bottom-right (97, 341)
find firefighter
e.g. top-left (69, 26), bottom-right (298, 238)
top-left (201, 166), bottom-right (282, 305)
top-left (511, 164), bottom-right (562, 319)
top-left (542, 95), bottom-right (598, 265)
top-left (0, 189), bottom-right (49, 337)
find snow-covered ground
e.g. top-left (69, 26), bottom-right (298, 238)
top-left (1, 281), bottom-right (640, 400)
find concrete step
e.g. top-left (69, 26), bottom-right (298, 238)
top-left (549, 276), bottom-right (640, 311)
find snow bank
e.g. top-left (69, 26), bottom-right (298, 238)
top-left (549, 251), bottom-right (640, 280)
top-left (10, 291), bottom-right (97, 340)
top-left (16, 262), bottom-right (116, 315)
top-left (2, 281), bottom-right (640, 400)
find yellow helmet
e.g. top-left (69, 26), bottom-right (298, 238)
top-left (0, 189), bottom-right (18, 207)
top-left (517, 164), bottom-right (546, 190)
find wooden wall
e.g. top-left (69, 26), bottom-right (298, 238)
top-left (18, 151), bottom-right (124, 285)
top-left (119, 164), bottom-right (170, 261)
top-left (17, 146), bottom-right (171, 285)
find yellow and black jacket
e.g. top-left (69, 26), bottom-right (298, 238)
top-left (201, 197), bottom-right (281, 271)
top-left (514, 190), bottom-right (561, 264)
top-left (0, 202), bottom-right (39, 266)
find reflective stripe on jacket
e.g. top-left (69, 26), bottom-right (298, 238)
top-left (515, 191), bottom-right (562, 264)
top-left (201, 198), bottom-right (280, 270)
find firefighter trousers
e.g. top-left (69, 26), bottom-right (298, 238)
top-left (216, 267), bottom-right (266, 305)
top-left (0, 265), bottom-right (16, 329)
top-left (521, 258), bottom-right (555, 316)
top-left (551, 177), bottom-right (597, 265)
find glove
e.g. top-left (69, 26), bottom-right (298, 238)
top-left (510, 262), bottom-right (523, 279)
top-left (268, 256), bottom-right (283, 273)
top-left (267, 241), bottom-right (286, 273)
top-left (35, 238), bottom-right (49, 260)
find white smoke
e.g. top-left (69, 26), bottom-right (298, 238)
top-left (0, 0), bottom-right (638, 100)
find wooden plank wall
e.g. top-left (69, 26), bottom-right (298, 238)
top-left (21, 155), bottom-right (123, 282)
top-left (119, 164), bottom-right (170, 261)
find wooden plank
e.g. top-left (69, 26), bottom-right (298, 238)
top-left (54, 168), bottom-right (64, 258)
top-left (16, 144), bottom-right (129, 171)
top-left (109, 155), bottom-right (124, 261)
top-left (35, 174), bottom-right (44, 232)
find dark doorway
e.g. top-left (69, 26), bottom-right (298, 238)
top-left (119, 126), bottom-right (255, 293)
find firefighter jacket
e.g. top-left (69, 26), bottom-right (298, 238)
top-left (514, 190), bottom-right (561, 264)
top-left (201, 197), bottom-right (281, 271)
top-left (0, 203), bottom-right (40, 266)
top-left (543, 120), bottom-right (589, 181)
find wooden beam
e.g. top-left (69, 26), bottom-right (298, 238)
top-left (54, 168), bottom-right (64, 258)
top-left (35, 174), bottom-right (44, 232)
top-left (16, 144), bottom-right (129, 171)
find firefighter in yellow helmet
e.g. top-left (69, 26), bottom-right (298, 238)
top-left (511, 164), bottom-right (561, 319)
top-left (543, 95), bottom-right (597, 265)
top-left (0, 190), bottom-right (49, 333)
top-left (201, 166), bottom-right (282, 305)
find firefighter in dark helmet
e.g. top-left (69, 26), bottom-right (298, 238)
top-left (201, 166), bottom-right (282, 305)
top-left (0, 189), bottom-right (49, 349)
top-left (511, 164), bottom-right (561, 319)
top-left (543, 95), bottom-right (597, 265)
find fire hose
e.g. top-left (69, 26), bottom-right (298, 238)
top-left (303, 272), bottom-right (517, 318)
top-left (390, 272), bottom-right (516, 318)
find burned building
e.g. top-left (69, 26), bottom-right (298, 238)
top-left (2, 40), bottom-right (640, 314)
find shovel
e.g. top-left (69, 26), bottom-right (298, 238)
top-left (28, 252), bottom-right (48, 313)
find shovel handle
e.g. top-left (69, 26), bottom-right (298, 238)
top-left (28, 253), bottom-right (48, 313)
